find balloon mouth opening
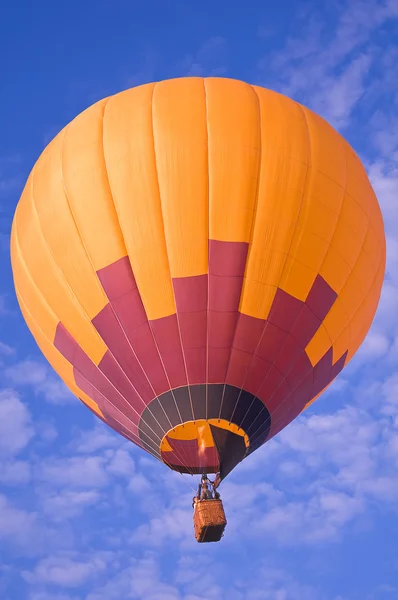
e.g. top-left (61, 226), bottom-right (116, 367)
top-left (159, 418), bottom-right (249, 476)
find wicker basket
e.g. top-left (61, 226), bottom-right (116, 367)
top-left (193, 499), bottom-right (227, 543)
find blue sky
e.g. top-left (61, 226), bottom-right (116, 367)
top-left (1, 1), bottom-right (398, 598)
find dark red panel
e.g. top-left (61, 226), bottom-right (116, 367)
top-left (208, 240), bottom-right (249, 277)
top-left (290, 304), bottom-right (321, 348)
top-left (257, 365), bottom-right (286, 403)
top-left (286, 352), bottom-right (314, 389)
top-left (208, 311), bottom-right (237, 348)
top-left (209, 274), bottom-right (243, 311)
top-left (173, 274), bottom-right (208, 312)
top-left (207, 347), bottom-right (230, 383)
top-left (97, 256), bottom-right (137, 300)
top-left (225, 347), bottom-right (252, 389)
top-left (268, 288), bottom-right (303, 332)
top-left (96, 257), bottom-right (170, 399)
top-left (74, 369), bottom-right (140, 440)
top-left (150, 315), bottom-right (188, 389)
top-left (331, 350), bottom-right (348, 378)
top-left (293, 373), bottom-right (314, 409)
top-left (178, 311), bottom-right (207, 348)
top-left (306, 274), bottom-right (338, 321)
top-left (98, 351), bottom-right (152, 408)
top-left (313, 347), bottom-right (333, 383)
top-left (121, 322), bottom-right (169, 396)
top-left (172, 275), bottom-right (208, 384)
top-left (244, 354), bottom-right (272, 396)
top-left (233, 314), bottom-right (265, 353)
top-left (184, 347), bottom-right (207, 384)
top-left (93, 305), bottom-right (154, 403)
top-left (274, 335), bottom-right (303, 377)
top-left (110, 289), bottom-right (148, 330)
top-left (256, 322), bottom-right (288, 362)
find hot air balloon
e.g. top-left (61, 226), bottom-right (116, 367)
top-left (10, 77), bottom-right (386, 542)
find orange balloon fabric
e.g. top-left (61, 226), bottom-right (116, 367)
top-left (11, 77), bottom-right (386, 479)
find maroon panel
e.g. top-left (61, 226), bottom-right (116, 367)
top-left (97, 256), bottom-right (137, 300)
top-left (161, 436), bottom-right (219, 472)
top-left (259, 375), bottom-right (292, 415)
top-left (313, 347), bottom-right (333, 383)
top-left (173, 274), bottom-right (208, 313)
top-left (290, 304), bottom-right (321, 348)
top-left (306, 274), bottom-right (338, 321)
top-left (93, 305), bottom-right (154, 403)
top-left (268, 288), bottom-right (303, 332)
top-left (98, 351), bottom-right (151, 409)
top-left (111, 289), bottom-right (148, 330)
top-left (225, 348), bottom-right (252, 389)
top-left (293, 372), bottom-right (314, 409)
top-left (257, 365), bottom-right (286, 403)
top-left (54, 323), bottom-right (94, 374)
top-left (73, 358), bottom-right (143, 420)
top-left (150, 315), bottom-right (187, 388)
top-left (208, 311), bottom-right (238, 348)
top-left (244, 354), bottom-right (272, 396)
top-left (267, 379), bottom-right (294, 417)
top-left (184, 347), bottom-right (207, 384)
top-left (274, 335), bottom-right (303, 377)
top-left (233, 314), bottom-right (265, 353)
top-left (172, 275), bottom-right (208, 384)
top-left (286, 352), bottom-right (314, 389)
top-left (96, 256), bottom-right (170, 400)
top-left (178, 311), bottom-right (207, 348)
top-left (209, 274), bottom-right (243, 311)
top-left (123, 322), bottom-right (169, 396)
top-left (208, 240), bottom-right (249, 277)
top-left (54, 323), bottom-right (152, 443)
top-left (256, 322), bottom-right (288, 362)
top-left (207, 239), bottom-right (248, 385)
top-left (74, 369), bottom-right (140, 440)
top-left (331, 351), bottom-right (348, 377)
top-left (207, 347), bottom-right (231, 383)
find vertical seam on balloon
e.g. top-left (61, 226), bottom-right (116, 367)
top-left (217, 83), bottom-right (263, 423)
top-left (249, 101), bottom-right (314, 442)
top-left (101, 95), bottom-right (196, 473)
top-left (341, 235), bottom-right (384, 360)
top-left (99, 91), bottom-right (181, 435)
top-left (150, 82), bottom-right (197, 475)
top-left (226, 84), bottom-right (268, 426)
top-left (229, 96), bottom-right (314, 440)
top-left (314, 133), bottom-right (352, 353)
top-left (204, 78), bottom-right (210, 425)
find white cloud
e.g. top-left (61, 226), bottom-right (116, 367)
top-left (23, 554), bottom-right (108, 588)
top-left (41, 490), bottom-right (101, 521)
top-left (72, 424), bottom-right (121, 454)
top-left (0, 340), bottom-right (15, 356)
top-left (37, 456), bottom-right (109, 489)
top-left (0, 494), bottom-right (38, 548)
top-left (0, 389), bottom-right (34, 456)
top-left (260, 0), bottom-right (398, 128)
top-left (0, 459), bottom-right (31, 486)
top-left (106, 449), bottom-right (135, 478)
top-left (5, 359), bottom-right (74, 405)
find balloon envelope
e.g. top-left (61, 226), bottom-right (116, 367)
top-left (11, 77), bottom-right (386, 479)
